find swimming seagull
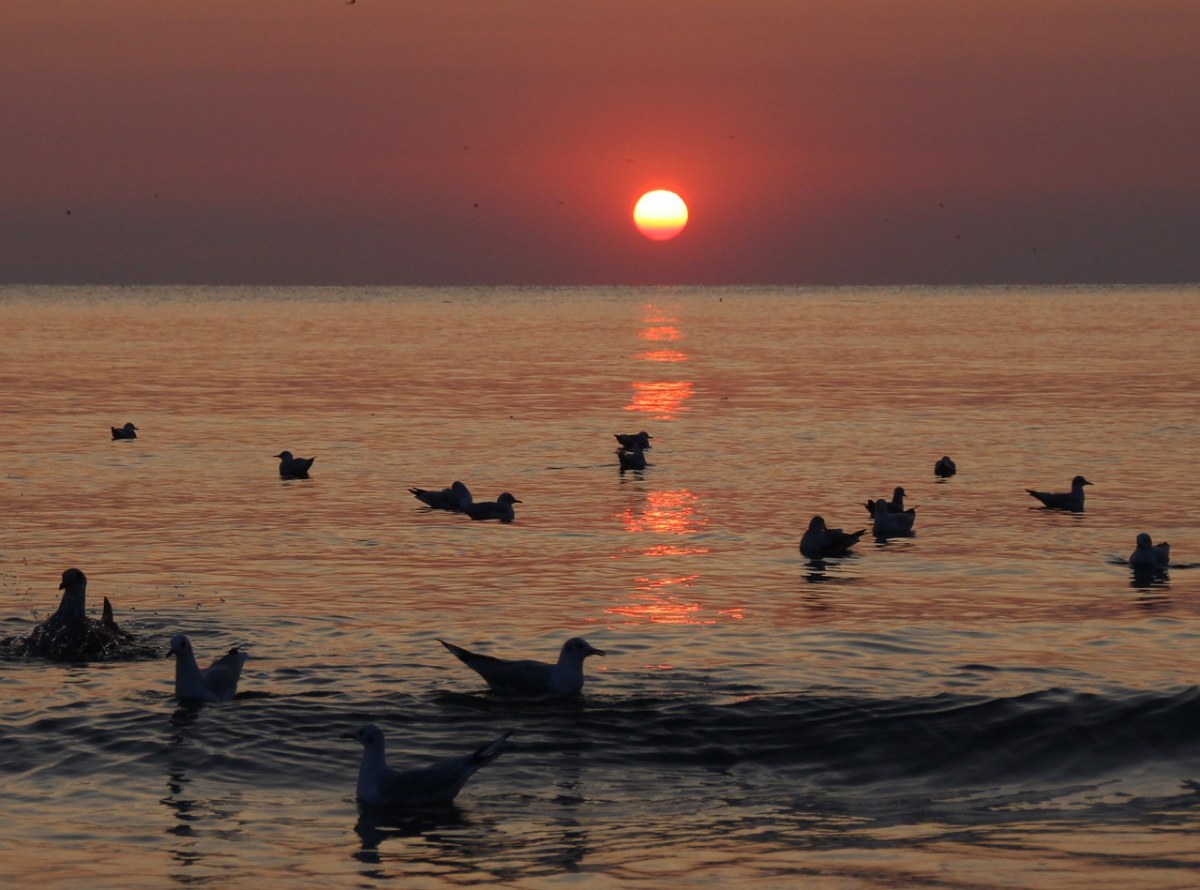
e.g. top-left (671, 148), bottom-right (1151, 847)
top-left (799, 516), bottom-right (866, 559)
top-left (1129, 533), bottom-right (1170, 569)
top-left (864, 487), bottom-right (910, 517)
top-left (10, 568), bottom-right (133, 661)
top-left (1026, 475), bottom-right (1091, 512)
top-left (409, 481), bottom-right (473, 512)
top-left (617, 445), bottom-right (648, 471)
top-left (934, 456), bottom-right (957, 477)
top-left (465, 492), bottom-right (521, 523)
top-left (112, 422), bottom-right (138, 440)
top-left (275, 450), bottom-right (315, 479)
top-left (872, 499), bottom-right (916, 536)
top-left (438, 637), bottom-right (605, 696)
top-left (342, 724), bottom-right (513, 809)
top-left (614, 431), bottom-right (652, 450)
top-left (168, 634), bottom-right (247, 702)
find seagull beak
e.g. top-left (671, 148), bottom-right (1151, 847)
top-left (58, 580), bottom-right (66, 590)
top-left (589, 646), bottom-right (606, 657)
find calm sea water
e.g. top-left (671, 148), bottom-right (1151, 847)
top-left (2, 284), bottom-right (1199, 888)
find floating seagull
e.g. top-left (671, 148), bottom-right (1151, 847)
top-left (799, 516), bottom-right (866, 559)
top-left (439, 637), bottom-right (605, 696)
top-left (614, 431), bottom-right (652, 450)
top-left (409, 481), bottom-right (473, 512)
top-left (343, 724), bottom-right (513, 809)
top-left (8, 568), bottom-right (138, 661)
top-left (465, 492), bottom-right (521, 523)
top-left (934, 456), bottom-right (957, 477)
top-left (169, 634), bottom-right (247, 702)
top-left (617, 445), bottom-right (647, 471)
top-left (864, 486), bottom-right (910, 517)
top-left (872, 499), bottom-right (916, 536)
top-left (111, 422), bottom-right (138, 440)
top-left (1026, 475), bottom-right (1091, 512)
top-left (1129, 533), bottom-right (1170, 569)
top-left (275, 450), bottom-right (315, 479)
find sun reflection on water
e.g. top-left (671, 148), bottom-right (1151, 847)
top-left (627, 304), bottom-right (693, 419)
top-left (619, 489), bottom-right (708, 535)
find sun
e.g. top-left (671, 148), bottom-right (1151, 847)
top-left (633, 190), bottom-right (689, 241)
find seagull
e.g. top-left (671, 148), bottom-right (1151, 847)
top-left (111, 422), bottom-right (138, 440)
top-left (168, 634), bottom-right (247, 702)
top-left (439, 637), bottom-right (605, 696)
top-left (617, 445), bottom-right (647, 471)
top-left (614, 431), bottom-right (652, 450)
top-left (934, 456), bottom-right (956, 477)
top-left (864, 487), bottom-right (911, 516)
top-left (1026, 475), bottom-right (1091, 512)
top-left (872, 499), bottom-right (916, 536)
top-left (465, 492), bottom-right (521, 523)
top-left (10, 568), bottom-right (131, 661)
top-left (1129, 533), bottom-right (1170, 569)
top-left (343, 724), bottom-right (512, 809)
top-left (275, 450), bottom-right (315, 479)
top-left (409, 481), bottom-right (473, 512)
top-left (799, 516), bottom-right (866, 558)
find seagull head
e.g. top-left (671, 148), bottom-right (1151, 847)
top-left (807, 516), bottom-right (827, 532)
top-left (1135, 533), bottom-right (1153, 549)
top-left (561, 637), bottom-right (605, 662)
top-left (168, 634), bottom-right (192, 657)
top-left (59, 567), bottom-right (87, 591)
top-left (342, 724), bottom-right (384, 749)
top-left (1072, 475), bottom-right (1093, 488)
top-left (275, 451), bottom-right (294, 461)
top-left (497, 492), bottom-right (522, 505)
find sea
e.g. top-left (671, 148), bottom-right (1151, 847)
top-left (1, 284), bottom-right (1198, 888)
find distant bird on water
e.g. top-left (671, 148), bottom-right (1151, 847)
top-left (1026, 475), bottom-right (1091, 512)
top-left (934, 456), bottom-right (957, 477)
top-left (275, 450), bottom-right (315, 479)
top-left (439, 636), bottom-right (605, 697)
top-left (465, 492), bottom-right (521, 523)
top-left (617, 445), bottom-right (648, 472)
top-left (112, 422), bottom-right (138, 440)
top-left (168, 633), bottom-right (248, 702)
top-left (614, 431), bottom-right (652, 450)
top-left (799, 516), bottom-right (866, 559)
top-left (410, 481), bottom-right (473, 512)
top-left (865, 486), bottom-right (910, 517)
top-left (872, 499), bottom-right (916, 536)
top-left (343, 724), bottom-right (513, 809)
top-left (1128, 533), bottom-right (1170, 569)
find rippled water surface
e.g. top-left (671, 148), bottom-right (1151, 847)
top-left (2, 284), bottom-right (1199, 888)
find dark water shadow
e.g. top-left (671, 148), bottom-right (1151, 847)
top-left (801, 555), bottom-right (860, 586)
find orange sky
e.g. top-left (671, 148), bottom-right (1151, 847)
top-left (2, 1), bottom-right (1197, 284)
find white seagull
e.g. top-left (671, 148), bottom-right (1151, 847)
top-left (439, 637), bottom-right (605, 696)
top-left (1129, 533), bottom-right (1170, 569)
top-left (1026, 475), bottom-right (1091, 512)
top-left (343, 724), bottom-right (512, 809)
top-left (169, 633), bottom-right (248, 702)
top-left (872, 498), bottom-right (916, 536)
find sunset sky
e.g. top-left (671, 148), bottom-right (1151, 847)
top-left (2, 1), bottom-right (1197, 285)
